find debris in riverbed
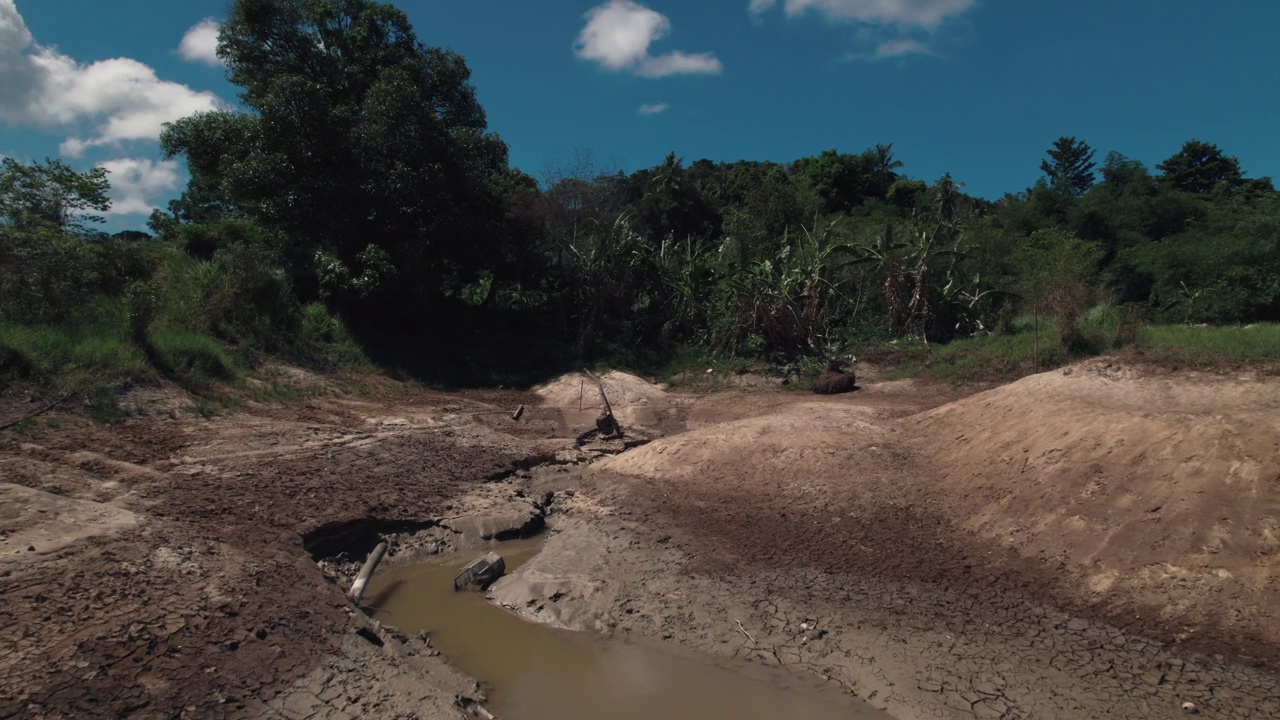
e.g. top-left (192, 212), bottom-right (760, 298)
top-left (812, 359), bottom-right (857, 395)
top-left (1181, 701), bottom-right (1200, 714)
top-left (349, 541), bottom-right (389, 605)
top-left (802, 627), bottom-right (828, 643)
top-left (455, 694), bottom-right (496, 719)
top-left (454, 551), bottom-right (506, 591)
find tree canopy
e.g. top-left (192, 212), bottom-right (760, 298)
top-left (159, 0), bottom-right (514, 313)
top-left (1156, 140), bottom-right (1245, 195)
top-left (1040, 136), bottom-right (1097, 197)
top-left (9, 1), bottom-right (1276, 388)
top-left (0, 157), bottom-right (110, 233)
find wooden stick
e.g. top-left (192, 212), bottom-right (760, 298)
top-left (0, 394), bottom-right (69, 432)
top-left (734, 619), bottom-right (757, 646)
top-left (349, 542), bottom-right (388, 605)
top-left (582, 370), bottom-right (613, 416)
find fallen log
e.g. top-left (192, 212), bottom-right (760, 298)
top-left (349, 541), bottom-right (388, 605)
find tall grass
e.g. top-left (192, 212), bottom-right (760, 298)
top-left (148, 327), bottom-right (239, 389)
top-left (0, 320), bottom-right (149, 387)
top-left (1136, 324), bottom-right (1280, 359)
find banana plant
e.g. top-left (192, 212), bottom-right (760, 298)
top-left (852, 217), bottom-right (969, 342)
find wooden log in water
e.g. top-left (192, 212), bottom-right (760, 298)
top-left (349, 541), bottom-right (388, 605)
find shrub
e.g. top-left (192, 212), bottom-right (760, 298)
top-left (1015, 228), bottom-right (1105, 346)
top-left (150, 329), bottom-right (237, 387)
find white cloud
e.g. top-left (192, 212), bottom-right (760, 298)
top-left (576, 1), bottom-right (722, 78)
top-left (874, 38), bottom-right (931, 58)
top-left (751, 0), bottom-right (975, 60)
top-left (98, 158), bottom-right (181, 216)
top-left (749, 0), bottom-right (975, 30)
top-left (0, 0), bottom-right (224, 157)
top-left (178, 18), bottom-right (222, 66)
top-left (638, 102), bottom-right (669, 116)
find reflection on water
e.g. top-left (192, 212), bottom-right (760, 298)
top-left (365, 538), bottom-right (888, 720)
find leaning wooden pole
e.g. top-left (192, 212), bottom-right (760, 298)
top-left (581, 369), bottom-right (623, 440)
top-left (349, 541), bottom-right (388, 606)
top-left (583, 370), bottom-right (613, 417)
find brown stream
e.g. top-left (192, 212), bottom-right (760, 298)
top-left (365, 538), bottom-right (889, 720)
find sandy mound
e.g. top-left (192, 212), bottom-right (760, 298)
top-left (909, 360), bottom-right (1280, 651)
top-left (535, 371), bottom-right (685, 435)
top-left (599, 402), bottom-right (886, 480)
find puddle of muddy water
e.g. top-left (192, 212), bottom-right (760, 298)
top-left (365, 538), bottom-right (888, 720)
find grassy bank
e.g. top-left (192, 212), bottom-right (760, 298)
top-left (6, 297), bottom-right (1279, 424)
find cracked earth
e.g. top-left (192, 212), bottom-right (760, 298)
top-left (3, 363), bottom-right (1279, 719)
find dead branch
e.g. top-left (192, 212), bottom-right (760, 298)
top-left (0, 394), bottom-right (69, 432)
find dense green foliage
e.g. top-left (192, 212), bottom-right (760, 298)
top-left (4, 0), bottom-right (1279, 397)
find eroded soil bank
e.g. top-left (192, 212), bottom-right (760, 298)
top-left (2, 364), bottom-right (1278, 719)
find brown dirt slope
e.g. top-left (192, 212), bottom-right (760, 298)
top-left (908, 359), bottom-right (1280, 662)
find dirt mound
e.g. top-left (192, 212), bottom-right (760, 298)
top-left (535, 371), bottom-right (685, 436)
top-left (599, 401), bottom-right (885, 480)
top-left (909, 361), bottom-right (1280, 659)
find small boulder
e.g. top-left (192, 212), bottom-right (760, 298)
top-left (454, 552), bottom-right (506, 592)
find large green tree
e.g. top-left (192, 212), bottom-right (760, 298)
top-left (1039, 136), bottom-right (1096, 197)
top-left (1156, 140), bottom-right (1245, 195)
top-left (633, 153), bottom-right (721, 245)
top-left (160, 0), bottom-right (513, 306)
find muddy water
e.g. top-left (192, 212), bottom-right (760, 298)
top-left (365, 539), bottom-right (887, 720)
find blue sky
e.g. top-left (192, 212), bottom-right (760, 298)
top-left (3, 0), bottom-right (1278, 232)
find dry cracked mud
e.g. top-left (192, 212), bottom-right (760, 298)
top-left (2, 364), bottom-right (1278, 719)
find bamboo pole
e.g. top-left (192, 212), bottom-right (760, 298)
top-left (349, 542), bottom-right (388, 605)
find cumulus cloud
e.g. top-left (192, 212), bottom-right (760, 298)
top-left (98, 158), bottom-right (182, 216)
top-left (178, 18), bottom-right (222, 66)
top-left (0, 0), bottom-right (223, 157)
top-left (638, 102), bottom-right (669, 116)
top-left (749, 0), bottom-right (976, 29)
top-left (576, 0), bottom-right (722, 78)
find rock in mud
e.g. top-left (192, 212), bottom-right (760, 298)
top-left (454, 552), bottom-right (506, 592)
